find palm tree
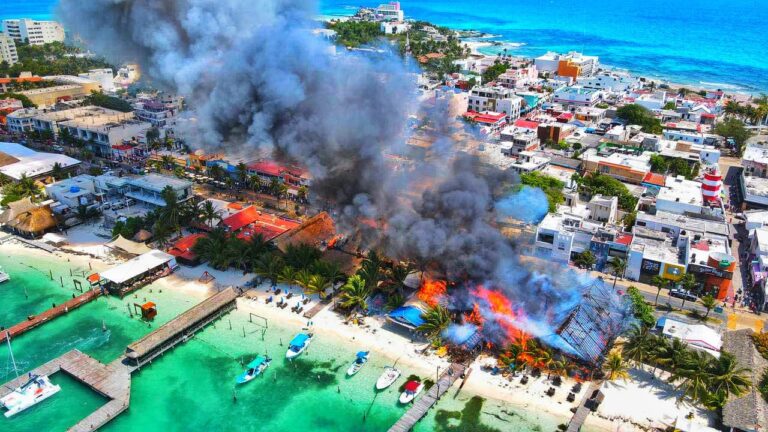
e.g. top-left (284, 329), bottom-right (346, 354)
top-left (359, 251), bottom-right (383, 291)
top-left (278, 266), bottom-right (297, 286)
top-left (609, 258), bottom-right (627, 291)
top-left (293, 268), bottom-right (314, 289)
top-left (192, 227), bottom-right (230, 269)
top-left (16, 174), bottom-right (42, 200)
top-left (253, 253), bottom-right (284, 286)
top-left (679, 273), bottom-right (697, 309)
top-left (384, 262), bottom-right (413, 295)
top-left (654, 337), bottom-right (689, 373)
top-left (51, 162), bottom-right (65, 180)
top-left (152, 221), bottom-right (172, 248)
top-left (651, 275), bottom-right (666, 306)
top-left (700, 294), bottom-right (717, 319)
top-left (311, 260), bottom-right (345, 284)
top-left (248, 175), bottom-right (264, 192)
top-left (161, 154), bottom-right (175, 171)
top-left (200, 200), bottom-right (221, 228)
top-left (304, 274), bottom-right (332, 300)
top-left (622, 323), bottom-right (654, 366)
top-left (668, 350), bottom-right (712, 404)
top-left (339, 274), bottom-right (371, 313)
top-left (417, 304), bottom-right (451, 341)
top-left (603, 350), bottom-right (630, 381)
top-left (209, 164), bottom-right (223, 181)
top-left (705, 352), bottom-right (752, 409)
top-left (297, 185), bottom-right (308, 203)
top-left (235, 162), bottom-right (248, 188)
top-left (160, 186), bottom-right (182, 235)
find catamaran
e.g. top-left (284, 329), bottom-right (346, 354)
top-left (399, 380), bottom-right (424, 404)
top-left (286, 333), bottom-right (312, 360)
top-left (236, 355), bottom-right (272, 384)
top-left (1, 331), bottom-right (60, 417)
top-left (346, 351), bottom-right (369, 376)
top-left (375, 366), bottom-right (401, 390)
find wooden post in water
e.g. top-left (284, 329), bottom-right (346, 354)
top-left (127, 303), bottom-right (133, 317)
top-left (70, 268), bottom-right (73, 276)
top-left (228, 319), bottom-right (232, 330)
top-left (242, 326), bottom-right (246, 338)
top-left (49, 269), bottom-right (53, 280)
top-left (60, 276), bottom-right (63, 287)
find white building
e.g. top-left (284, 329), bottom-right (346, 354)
top-left (656, 176), bottom-right (707, 216)
top-left (496, 65), bottom-right (538, 89)
top-left (587, 195), bottom-right (618, 224)
top-left (634, 92), bottom-right (668, 111)
top-left (44, 174), bottom-right (97, 209)
top-left (552, 86), bottom-right (602, 107)
top-left (5, 107), bottom-right (37, 133)
top-left (0, 33), bottom-right (18, 65)
top-left (33, 106), bottom-right (151, 158)
top-left (380, 21), bottom-right (409, 34)
top-left (374, 2), bottom-right (404, 21)
top-left (468, 85), bottom-right (522, 120)
top-left (577, 71), bottom-right (639, 93)
top-left (663, 129), bottom-right (708, 145)
top-left (78, 69), bottom-right (115, 92)
top-left (500, 127), bottom-right (540, 156)
top-left (2, 19), bottom-right (65, 45)
top-left (507, 151), bottom-right (549, 174)
top-left (534, 51), bottom-right (599, 77)
top-left (660, 317), bottom-right (721, 357)
top-left (125, 174), bottom-right (193, 207)
top-left (0, 142), bottom-right (80, 180)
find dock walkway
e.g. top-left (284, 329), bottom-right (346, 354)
top-left (17, 237), bottom-right (57, 253)
top-left (0, 350), bottom-right (130, 432)
top-left (1, 289), bottom-right (101, 341)
top-left (566, 381), bottom-right (603, 432)
top-left (388, 363), bottom-right (467, 432)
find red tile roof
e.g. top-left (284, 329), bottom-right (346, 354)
top-left (222, 206), bottom-right (300, 241)
top-left (615, 234), bottom-right (633, 246)
top-left (642, 172), bottom-right (666, 187)
top-left (514, 119), bottom-right (540, 129)
top-left (464, 111), bottom-right (506, 124)
top-left (222, 206), bottom-right (261, 231)
top-left (168, 233), bottom-right (206, 261)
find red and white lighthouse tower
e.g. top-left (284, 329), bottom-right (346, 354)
top-left (701, 165), bottom-right (722, 202)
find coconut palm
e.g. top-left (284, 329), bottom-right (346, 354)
top-left (278, 266), bottom-right (298, 286)
top-left (651, 275), bottom-right (666, 306)
top-left (249, 175), bottom-right (264, 192)
top-left (705, 352), bottom-right (751, 409)
top-left (700, 294), bottom-right (718, 319)
top-left (359, 251), bottom-right (384, 291)
top-left (417, 304), bottom-right (451, 341)
top-left (236, 162), bottom-right (248, 188)
top-left (293, 268), bottom-right (314, 289)
top-left (311, 260), bottom-right (345, 284)
top-left (622, 323), bottom-right (654, 366)
top-left (608, 258), bottom-right (627, 291)
top-left (339, 274), bottom-right (371, 313)
top-left (152, 221), bottom-right (173, 248)
top-left (51, 162), bottom-right (65, 180)
top-left (208, 164), bottom-right (223, 181)
top-left (679, 273), bottom-right (697, 309)
top-left (384, 262), bottom-right (413, 295)
top-left (192, 227), bottom-right (230, 269)
top-left (304, 274), bottom-right (332, 300)
top-left (253, 253), bottom-right (284, 286)
top-left (603, 350), bottom-right (630, 381)
top-left (200, 200), bottom-right (222, 228)
top-left (161, 154), bottom-right (175, 170)
top-left (284, 243), bottom-right (321, 269)
top-left (653, 337), bottom-right (689, 373)
top-left (668, 350), bottom-right (712, 404)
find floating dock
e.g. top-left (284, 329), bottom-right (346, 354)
top-left (1, 289), bottom-right (101, 341)
top-left (0, 350), bottom-right (130, 432)
top-left (388, 363), bottom-right (467, 432)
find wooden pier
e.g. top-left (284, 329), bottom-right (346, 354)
top-left (1, 289), bottom-right (101, 341)
top-left (388, 363), bottom-right (467, 432)
top-left (566, 381), bottom-right (603, 432)
top-left (0, 350), bottom-right (131, 432)
top-left (17, 237), bottom-right (57, 253)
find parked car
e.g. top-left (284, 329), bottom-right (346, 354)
top-left (125, 198), bottom-right (136, 206)
top-left (52, 145), bottom-right (65, 153)
top-left (669, 288), bottom-right (697, 301)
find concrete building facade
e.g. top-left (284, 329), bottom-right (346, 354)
top-left (2, 19), bottom-right (65, 45)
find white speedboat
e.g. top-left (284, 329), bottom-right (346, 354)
top-left (0, 267), bottom-right (9, 283)
top-left (399, 380), bottom-right (424, 404)
top-left (236, 355), bottom-right (271, 384)
top-left (346, 351), bottom-right (369, 376)
top-left (286, 333), bottom-right (312, 360)
top-left (1, 374), bottom-right (61, 417)
top-left (376, 366), bottom-right (401, 390)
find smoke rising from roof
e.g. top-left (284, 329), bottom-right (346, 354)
top-left (60, 0), bottom-right (627, 356)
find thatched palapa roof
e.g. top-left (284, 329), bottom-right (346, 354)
top-left (0, 197), bottom-right (36, 225)
top-left (0, 151), bottom-right (20, 167)
top-left (722, 329), bottom-right (768, 431)
top-left (274, 211), bottom-right (336, 253)
top-left (7, 205), bottom-right (57, 234)
top-left (133, 229), bottom-right (153, 242)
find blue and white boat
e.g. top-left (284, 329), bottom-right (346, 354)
top-left (286, 333), bottom-right (312, 360)
top-left (236, 355), bottom-right (272, 384)
top-left (346, 351), bottom-right (369, 376)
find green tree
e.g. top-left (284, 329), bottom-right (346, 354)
top-left (253, 253), bottom-right (284, 286)
top-left (700, 294), bottom-right (717, 319)
top-left (649, 154), bottom-right (668, 174)
top-left (616, 104), bottom-right (662, 134)
top-left (481, 61), bottom-right (509, 83)
top-left (0, 92), bottom-right (36, 108)
top-left (339, 274), bottom-right (371, 313)
top-left (663, 101), bottom-right (677, 110)
top-left (715, 118), bottom-right (752, 156)
top-left (603, 350), bottom-right (630, 381)
top-left (622, 323), bottom-right (654, 366)
top-left (327, 21), bottom-right (383, 47)
top-left (651, 275), bottom-right (666, 306)
top-left (417, 304), bottom-right (451, 341)
top-left (608, 258), bottom-right (627, 291)
top-left (83, 91), bottom-right (132, 112)
top-left (573, 251), bottom-right (596, 269)
top-left (705, 352), bottom-right (752, 409)
top-left (200, 200), bottom-right (221, 228)
top-left (654, 337), bottom-right (690, 373)
top-left (668, 350), bottom-right (712, 404)
top-left (518, 171), bottom-right (565, 212)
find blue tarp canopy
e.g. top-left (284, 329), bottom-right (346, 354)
top-left (289, 333), bottom-right (309, 347)
top-left (247, 355), bottom-right (267, 369)
top-left (356, 351), bottom-right (368, 358)
top-left (388, 306), bottom-right (425, 328)
top-left (655, 317), bottom-right (667, 329)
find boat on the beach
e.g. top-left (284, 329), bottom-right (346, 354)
top-left (286, 333), bottom-right (312, 360)
top-left (346, 351), bottom-right (369, 376)
top-left (236, 355), bottom-right (272, 384)
top-left (1, 373), bottom-right (61, 417)
top-left (399, 380), bottom-right (424, 404)
top-left (375, 366), bottom-right (401, 390)
top-left (0, 267), bottom-right (9, 283)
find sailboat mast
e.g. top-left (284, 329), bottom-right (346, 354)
top-left (6, 330), bottom-right (18, 378)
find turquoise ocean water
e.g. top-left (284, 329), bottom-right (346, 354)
top-left (3, 0), bottom-right (767, 92)
top-left (0, 250), bottom-right (570, 431)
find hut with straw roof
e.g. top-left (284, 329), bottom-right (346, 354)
top-left (0, 196), bottom-right (36, 226)
top-left (6, 204), bottom-right (58, 238)
top-left (722, 329), bottom-right (768, 432)
top-left (133, 229), bottom-right (153, 242)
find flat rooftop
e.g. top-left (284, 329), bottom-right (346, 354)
top-left (631, 227), bottom-right (685, 265)
top-left (127, 173), bottom-right (192, 193)
top-left (657, 176), bottom-right (703, 207)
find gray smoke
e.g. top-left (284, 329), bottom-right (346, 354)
top-left (60, 0), bottom-right (625, 349)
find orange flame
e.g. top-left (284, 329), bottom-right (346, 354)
top-left (473, 286), bottom-right (530, 346)
top-left (417, 278), bottom-right (447, 307)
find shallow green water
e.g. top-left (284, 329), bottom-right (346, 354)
top-left (0, 251), bottom-right (571, 431)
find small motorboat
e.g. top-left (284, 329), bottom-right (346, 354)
top-left (399, 380), bottom-right (424, 404)
top-left (0, 267), bottom-right (9, 284)
top-left (375, 366), bottom-right (401, 390)
top-left (286, 333), bottom-right (312, 360)
top-left (1, 373), bottom-right (61, 417)
top-left (236, 355), bottom-right (272, 384)
top-left (346, 351), bottom-right (369, 376)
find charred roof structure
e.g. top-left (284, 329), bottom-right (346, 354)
top-left (549, 278), bottom-right (628, 365)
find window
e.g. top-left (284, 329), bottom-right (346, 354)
top-left (537, 232), bottom-right (555, 244)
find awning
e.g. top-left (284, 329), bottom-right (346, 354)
top-left (101, 250), bottom-right (174, 284)
top-left (106, 235), bottom-right (153, 256)
top-left (289, 333), bottom-right (309, 347)
top-left (388, 306), bottom-right (425, 328)
top-left (404, 381), bottom-right (420, 392)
